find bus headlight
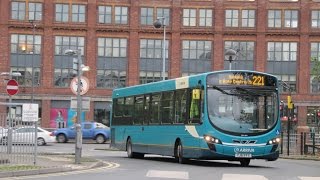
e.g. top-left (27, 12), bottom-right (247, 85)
top-left (267, 137), bottom-right (281, 145)
top-left (204, 135), bottom-right (221, 144)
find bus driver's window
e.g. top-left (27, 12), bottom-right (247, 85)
top-left (189, 89), bottom-right (201, 123)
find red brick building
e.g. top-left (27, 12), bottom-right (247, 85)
top-left (0, 0), bottom-right (320, 132)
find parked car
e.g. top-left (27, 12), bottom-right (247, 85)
top-left (1, 126), bottom-right (56, 146)
top-left (53, 122), bottom-right (110, 144)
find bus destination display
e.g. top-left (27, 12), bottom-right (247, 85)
top-left (207, 72), bottom-right (276, 87)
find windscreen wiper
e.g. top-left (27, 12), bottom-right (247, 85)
top-left (211, 86), bottom-right (232, 95)
top-left (235, 87), bottom-right (263, 96)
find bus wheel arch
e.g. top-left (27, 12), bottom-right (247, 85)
top-left (174, 138), bottom-right (187, 164)
top-left (126, 137), bottom-right (133, 158)
top-left (126, 137), bottom-right (144, 159)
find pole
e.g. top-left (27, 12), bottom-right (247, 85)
top-left (287, 103), bottom-right (290, 156)
top-left (29, 20), bottom-right (35, 103)
top-left (7, 96), bottom-right (12, 154)
top-left (75, 50), bottom-right (82, 164)
top-left (162, 18), bottom-right (166, 81)
top-left (30, 20), bottom-right (37, 165)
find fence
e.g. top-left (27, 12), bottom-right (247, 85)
top-left (0, 111), bottom-right (38, 165)
top-left (280, 132), bottom-right (320, 156)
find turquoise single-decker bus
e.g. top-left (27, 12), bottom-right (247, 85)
top-left (110, 70), bottom-right (281, 166)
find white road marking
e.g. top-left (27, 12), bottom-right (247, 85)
top-left (146, 170), bottom-right (189, 179)
top-left (299, 177), bottom-right (320, 180)
top-left (222, 174), bottom-right (267, 180)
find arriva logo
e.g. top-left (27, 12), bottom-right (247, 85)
top-left (234, 148), bottom-right (255, 153)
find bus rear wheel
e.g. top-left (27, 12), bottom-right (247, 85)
top-left (240, 159), bottom-right (250, 167)
top-left (175, 141), bottom-right (187, 164)
top-left (126, 138), bottom-right (144, 159)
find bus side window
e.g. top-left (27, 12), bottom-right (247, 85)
top-left (113, 98), bottom-right (124, 125)
top-left (150, 93), bottom-right (161, 124)
top-left (175, 89), bottom-right (187, 124)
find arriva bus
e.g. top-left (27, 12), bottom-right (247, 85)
top-left (110, 70), bottom-right (281, 166)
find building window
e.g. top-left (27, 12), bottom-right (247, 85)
top-left (115, 6), bottom-right (128, 24)
top-left (29, 3), bottom-right (42, 21)
top-left (10, 34), bottom-right (42, 87)
top-left (94, 102), bottom-right (112, 126)
top-left (284, 10), bottom-right (298, 28)
top-left (55, 4), bottom-right (69, 22)
top-left (141, 7), bottom-right (153, 25)
top-left (157, 8), bottom-right (170, 26)
top-left (55, 4), bottom-right (86, 23)
top-left (98, 6), bottom-right (128, 25)
top-left (11, 1), bottom-right (42, 21)
top-left (224, 41), bottom-right (254, 70)
top-left (311, 10), bottom-right (320, 28)
top-left (307, 107), bottom-right (320, 127)
top-left (97, 38), bottom-right (127, 88)
top-left (199, 9), bottom-right (212, 27)
top-left (274, 74), bottom-right (296, 92)
top-left (72, 5), bottom-right (86, 22)
top-left (242, 10), bottom-right (255, 27)
top-left (267, 42), bottom-right (297, 61)
top-left (183, 9), bottom-right (196, 26)
top-left (225, 9), bottom-right (255, 28)
top-left (54, 36), bottom-right (85, 87)
top-left (182, 40), bottom-right (212, 76)
top-left (11, 34), bottom-right (41, 54)
top-left (267, 42), bottom-right (297, 92)
top-left (11, 2), bottom-right (25, 20)
top-left (98, 6), bottom-right (112, 24)
top-left (140, 39), bottom-right (169, 83)
top-left (310, 42), bottom-right (320, 93)
top-left (268, 10), bottom-right (298, 28)
top-left (225, 10), bottom-right (239, 27)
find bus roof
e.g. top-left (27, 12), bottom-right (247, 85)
top-left (112, 70), bottom-right (277, 98)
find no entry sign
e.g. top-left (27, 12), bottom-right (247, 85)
top-left (6, 79), bottom-right (19, 96)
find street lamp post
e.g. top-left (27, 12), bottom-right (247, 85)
top-left (280, 80), bottom-right (293, 156)
top-left (153, 17), bottom-right (166, 81)
top-left (29, 20), bottom-right (36, 103)
top-left (65, 49), bottom-right (83, 164)
top-left (224, 49), bottom-right (237, 70)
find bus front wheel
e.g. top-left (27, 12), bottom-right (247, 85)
top-left (240, 159), bottom-right (250, 167)
top-left (126, 138), bottom-right (144, 159)
top-left (175, 141), bottom-right (187, 164)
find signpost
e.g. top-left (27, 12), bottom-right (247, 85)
top-left (70, 76), bottom-right (89, 95)
top-left (6, 79), bottom-right (19, 154)
top-left (6, 79), bottom-right (19, 96)
top-left (22, 104), bottom-right (39, 122)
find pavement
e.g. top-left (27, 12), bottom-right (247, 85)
top-left (0, 150), bottom-right (319, 179)
top-left (0, 153), bottom-right (105, 178)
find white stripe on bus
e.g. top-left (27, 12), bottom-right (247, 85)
top-left (185, 125), bottom-right (200, 138)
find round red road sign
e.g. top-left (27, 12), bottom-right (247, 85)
top-left (6, 79), bottom-right (19, 96)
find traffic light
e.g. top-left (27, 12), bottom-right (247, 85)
top-left (287, 96), bottom-right (293, 109)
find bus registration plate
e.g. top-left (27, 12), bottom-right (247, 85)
top-left (235, 153), bottom-right (252, 158)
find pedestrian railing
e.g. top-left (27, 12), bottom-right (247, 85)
top-left (280, 132), bottom-right (320, 156)
top-left (0, 112), bottom-right (38, 165)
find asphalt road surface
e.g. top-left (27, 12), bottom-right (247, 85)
top-left (18, 142), bottom-right (320, 180)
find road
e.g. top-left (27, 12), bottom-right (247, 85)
top-left (20, 143), bottom-right (320, 180)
